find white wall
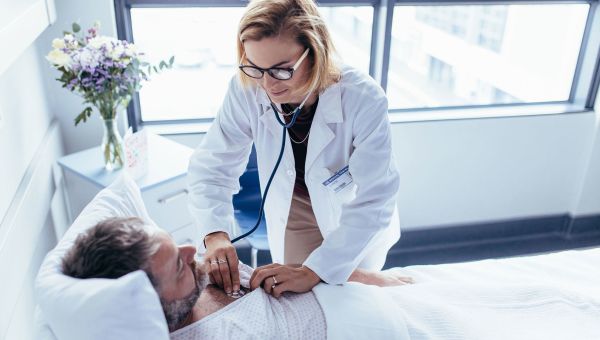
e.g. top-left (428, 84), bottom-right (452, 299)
top-left (38, 0), bottom-right (126, 155)
top-left (572, 95), bottom-right (600, 216)
top-left (0, 41), bottom-right (55, 220)
top-left (393, 111), bottom-right (598, 229)
top-left (168, 109), bottom-right (600, 230)
top-left (0, 22), bottom-right (63, 340)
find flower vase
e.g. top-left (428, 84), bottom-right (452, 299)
top-left (101, 118), bottom-right (125, 171)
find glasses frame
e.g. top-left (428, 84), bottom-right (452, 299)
top-left (239, 48), bottom-right (310, 80)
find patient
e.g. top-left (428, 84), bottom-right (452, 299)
top-left (62, 217), bottom-right (412, 338)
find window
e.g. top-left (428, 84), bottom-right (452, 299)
top-left (130, 7), bottom-right (245, 122)
top-left (124, 3), bottom-right (373, 123)
top-left (114, 0), bottom-right (600, 129)
top-left (387, 4), bottom-right (589, 109)
top-left (319, 6), bottom-right (373, 75)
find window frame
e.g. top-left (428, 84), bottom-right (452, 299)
top-left (114, 0), bottom-right (600, 132)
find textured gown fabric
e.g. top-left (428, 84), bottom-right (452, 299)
top-left (169, 262), bottom-right (326, 340)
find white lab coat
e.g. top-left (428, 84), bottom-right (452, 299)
top-left (188, 66), bottom-right (400, 284)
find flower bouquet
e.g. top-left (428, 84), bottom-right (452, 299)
top-left (46, 22), bottom-right (173, 170)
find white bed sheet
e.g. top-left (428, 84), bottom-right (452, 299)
top-left (314, 247), bottom-right (600, 339)
top-left (36, 247), bottom-right (600, 340)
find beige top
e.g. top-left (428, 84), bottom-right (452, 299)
top-left (284, 191), bottom-right (324, 265)
top-left (281, 101), bottom-right (324, 265)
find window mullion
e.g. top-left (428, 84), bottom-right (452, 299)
top-left (115, 0), bottom-right (142, 132)
top-left (581, 2), bottom-right (600, 108)
top-left (371, 0), bottom-right (395, 91)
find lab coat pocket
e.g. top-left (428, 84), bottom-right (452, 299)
top-left (322, 165), bottom-right (356, 204)
top-left (307, 168), bottom-right (337, 230)
top-left (321, 166), bottom-right (357, 222)
top-left (332, 180), bottom-right (357, 205)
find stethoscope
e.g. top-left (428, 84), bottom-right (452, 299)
top-left (231, 90), bottom-right (313, 244)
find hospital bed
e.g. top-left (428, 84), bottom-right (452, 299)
top-left (33, 174), bottom-right (600, 340)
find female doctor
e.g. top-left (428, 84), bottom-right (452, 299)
top-left (187, 0), bottom-right (400, 297)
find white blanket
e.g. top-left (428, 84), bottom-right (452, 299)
top-left (313, 248), bottom-right (600, 340)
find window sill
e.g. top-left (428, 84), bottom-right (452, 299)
top-left (140, 103), bottom-right (592, 135)
top-left (388, 103), bottom-right (591, 123)
top-left (142, 121), bottom-right (213, 135)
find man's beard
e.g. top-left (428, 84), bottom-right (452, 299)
top-left (161, 260), bottom-right (209, 331)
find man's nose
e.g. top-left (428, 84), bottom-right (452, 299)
top-left (180, 245), bottom-right (197, 263)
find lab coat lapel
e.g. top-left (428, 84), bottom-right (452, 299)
top-left (257, 87), bottom-right (284, 138)
top-left (305, 83), bottom-right (343, 173)
top-left (256, 83), bottom-right (344, 171)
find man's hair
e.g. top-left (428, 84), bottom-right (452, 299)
top-left (62, 217), bottom-right (160, 286)
top-left (237, 0), bottom-right (341, 95)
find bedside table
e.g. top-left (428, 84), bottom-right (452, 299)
top-left (57, 133), bottom-right (197, 245)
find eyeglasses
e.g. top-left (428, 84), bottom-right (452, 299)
top-left (239, 48), bottom-right (309, 81)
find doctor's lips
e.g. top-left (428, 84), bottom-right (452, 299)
top-left (269, 89), bottom-right (288, 97)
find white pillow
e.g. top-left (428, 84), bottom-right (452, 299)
top-left (35, 173), bottom-right (169, 340)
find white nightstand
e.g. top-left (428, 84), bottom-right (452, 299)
top-left (57, 133), bottom-right (197, 245)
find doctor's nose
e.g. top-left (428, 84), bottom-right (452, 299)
top-left (261, 72), bottom-right (280, 89)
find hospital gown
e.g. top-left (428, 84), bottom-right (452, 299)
top-left (170, 263), bottom-right (327, 340)
top-left (170, 248), bottom-right (600, 339)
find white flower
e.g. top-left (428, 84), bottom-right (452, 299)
top-left (73, 47), bottom-right (101, 69)
top-left (87, 36), bottom-right (104, 49)
top-left (88, 36), bottom-right (117, 50)
top-left (52, 38), bottom-right (66, 49)
top-left (61, 34), bottom-right (79, 50)
top-left (124, 44), bottom-right (137, 57)
top-left (110, 44), bottom-right (125, 61)
top-left (46, 49), bottom-right (71, 68)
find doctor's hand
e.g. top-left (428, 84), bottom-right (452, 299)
top-left (249, 263), bottom-right (321, 298)
top-left (203, 232), bottom-right (240, 295)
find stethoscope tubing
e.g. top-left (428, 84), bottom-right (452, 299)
top-left (231, 103), bottom-right (302, 244)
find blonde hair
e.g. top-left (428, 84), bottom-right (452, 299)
top-left (237, 0), bottom-right (341, 95)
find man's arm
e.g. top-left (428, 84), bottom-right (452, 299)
top-left (249, 263), bottom-right (413, 288)
top-left (348, 268), bottom-right (413, 287)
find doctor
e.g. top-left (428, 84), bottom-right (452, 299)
top-left (188, 0), bottom-right (400, 297)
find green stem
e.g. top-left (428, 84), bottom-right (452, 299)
top-left (102, 118), bottom-right (124, 171)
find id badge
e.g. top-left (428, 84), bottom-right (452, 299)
top-left (322, 165), bottom-right (353, 193)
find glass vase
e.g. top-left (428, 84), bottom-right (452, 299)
top-left (101, 118), bottom-right (125, 171)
